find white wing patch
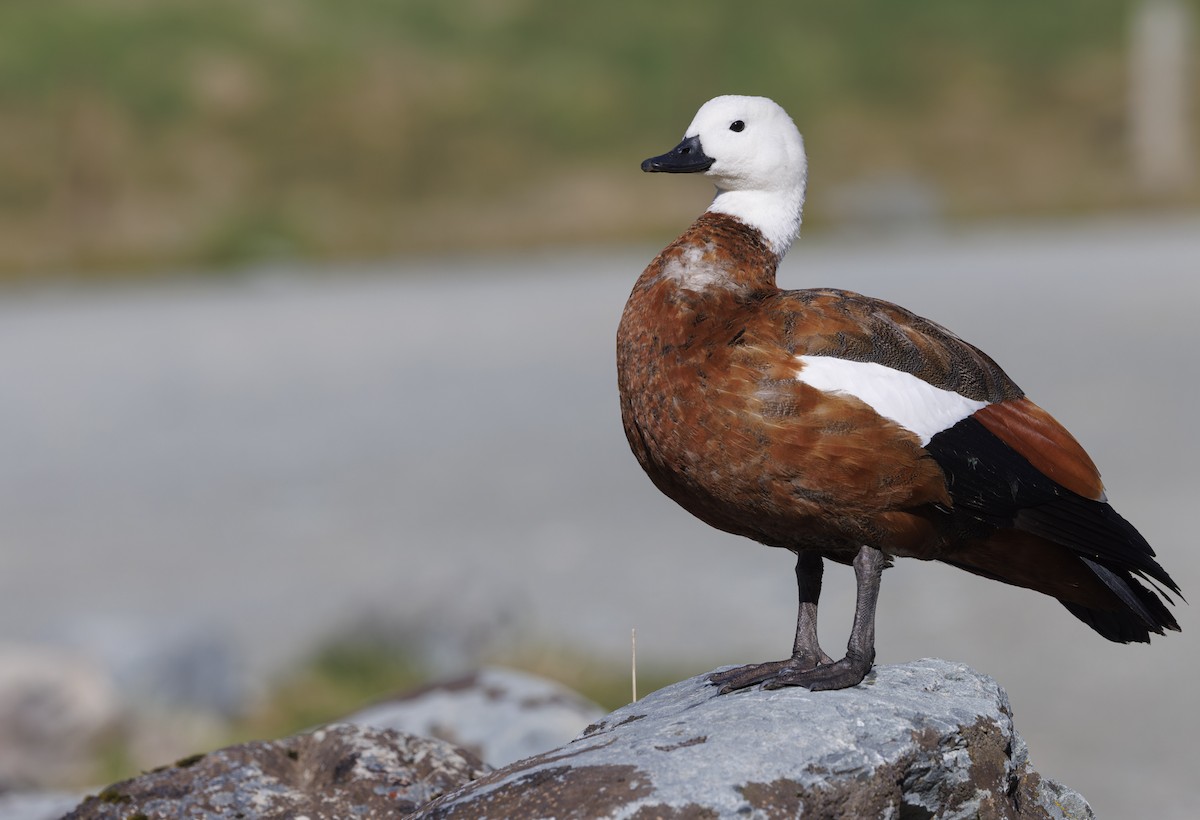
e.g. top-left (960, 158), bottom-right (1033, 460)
top-left (794, 355), bottom-right (987, 445)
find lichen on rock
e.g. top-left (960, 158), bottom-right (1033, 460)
top-left (61, 723), bottom-right (488, 820)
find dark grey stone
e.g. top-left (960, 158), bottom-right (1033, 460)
top-left (413, 659), bottom-right (1093, 819)
top-left (61, 723), bottom-right (488, 820)
top-left (346, 666), bottom-right (605, 767)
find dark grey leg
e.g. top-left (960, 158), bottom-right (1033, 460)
top-left (708, 550), bottom-right (834, 694)
top-left (764, 544), bottom-right (884, 691)
top-left (791, 550), bottom-right (835, 668)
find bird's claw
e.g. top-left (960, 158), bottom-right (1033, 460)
top-left (710, 650), bottom-right (871, 693)
top-left (709, 650), bottom-right (834, 694)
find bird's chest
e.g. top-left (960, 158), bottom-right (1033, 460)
top-left (616, 285), bottom-right (797, 531)
top-left (618, 329), bottom-right (743, 477)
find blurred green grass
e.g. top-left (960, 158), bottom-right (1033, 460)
top-left (2, 0), bottom-right (1196, 278)
top-left (88, 639), bottom-right (686, 787)
top-left (231, 639), bottom-right (683, 744)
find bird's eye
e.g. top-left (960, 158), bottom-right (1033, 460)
top-left (730, 120), bottom-right (745, 132)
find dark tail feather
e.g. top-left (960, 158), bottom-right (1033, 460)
top-left (1015, 494), bottom-right (1181, 597)
top-left (1015, 495), bottom-right (1182, 642)
top-left (1061, 558), bottom-right (1180, 643)
top-left (927, 413), bottom-right (1182, 641)
top-left (1060, 602), bottom-right (1152, 643)
top-left (945, 527), bottom-right (1181, 644)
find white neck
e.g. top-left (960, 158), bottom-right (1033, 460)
top-left (706, 185), bottom-right (805, 257)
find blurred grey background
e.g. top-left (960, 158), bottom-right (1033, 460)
top-left (1, 1), bottom-right (1197, 817)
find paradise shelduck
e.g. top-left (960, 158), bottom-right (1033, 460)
top-left (616, 95), bottom-right (1182, 692)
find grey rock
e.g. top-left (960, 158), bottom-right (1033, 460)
top-left (62, 723), bottom-right (488, 820)
top-left (0, 791), bottom-right (88, 820)
top-left (347, 666), bottom-right (605, 768)
top-left (54, 618), bottom-right (247, 717)
top-left (414, 659), bottom-right (1093, 819)
top-left (0, 646), bottom-right (120, 789)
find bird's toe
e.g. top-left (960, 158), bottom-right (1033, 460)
top-left (762, 654), bottom-right (874, 691)
top-left (709, 652), bottom-right (830, 694)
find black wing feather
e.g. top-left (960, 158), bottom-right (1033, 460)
top-left (925, 416), bottom-right (1180, 640)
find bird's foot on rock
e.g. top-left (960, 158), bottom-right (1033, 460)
top-left (711, 650), bottom-right (872, 694)
top-left (761, 652), bottom-right (874, 692)
top-left (709, 650), bottom-right (834, 695)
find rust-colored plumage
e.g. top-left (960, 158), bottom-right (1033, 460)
top-left (620, 95), bottom-right (1180, 692)
top-left (974, 398), bottom-right (1104, 501)
top-left (619, 214), bottom-right (952, 556)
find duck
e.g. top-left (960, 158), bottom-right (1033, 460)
top-left (616, 95), bottom-right (1181, 693)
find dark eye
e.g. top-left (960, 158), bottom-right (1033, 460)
top-left (730, 120), bottom-right (745, 132)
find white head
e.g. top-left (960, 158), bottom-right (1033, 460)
top-left (642, 95), bottom-right (808, 256)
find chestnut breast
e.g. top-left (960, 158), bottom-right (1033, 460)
top-left (617, 215), bottom-right (957, 553)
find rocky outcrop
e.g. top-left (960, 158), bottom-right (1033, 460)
top-left (346, 665), bottom-right (605, 767)
top-left (61, 723), bottom-right (487, 819)
top-left (52, 660), bottom-right (1093, 819)
top-left (0, 633), bottom-right (244, 792)
top-left (415, 659), bottom-right (1093, 819)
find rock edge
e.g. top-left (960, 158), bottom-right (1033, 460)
top-left (413, 658), bottom-right (1094, 819)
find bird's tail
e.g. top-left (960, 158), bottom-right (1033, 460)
top-left (1017, 494), bottom-right (1180, 641)
top-left (946, 502), bottom-right (1181, 643)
